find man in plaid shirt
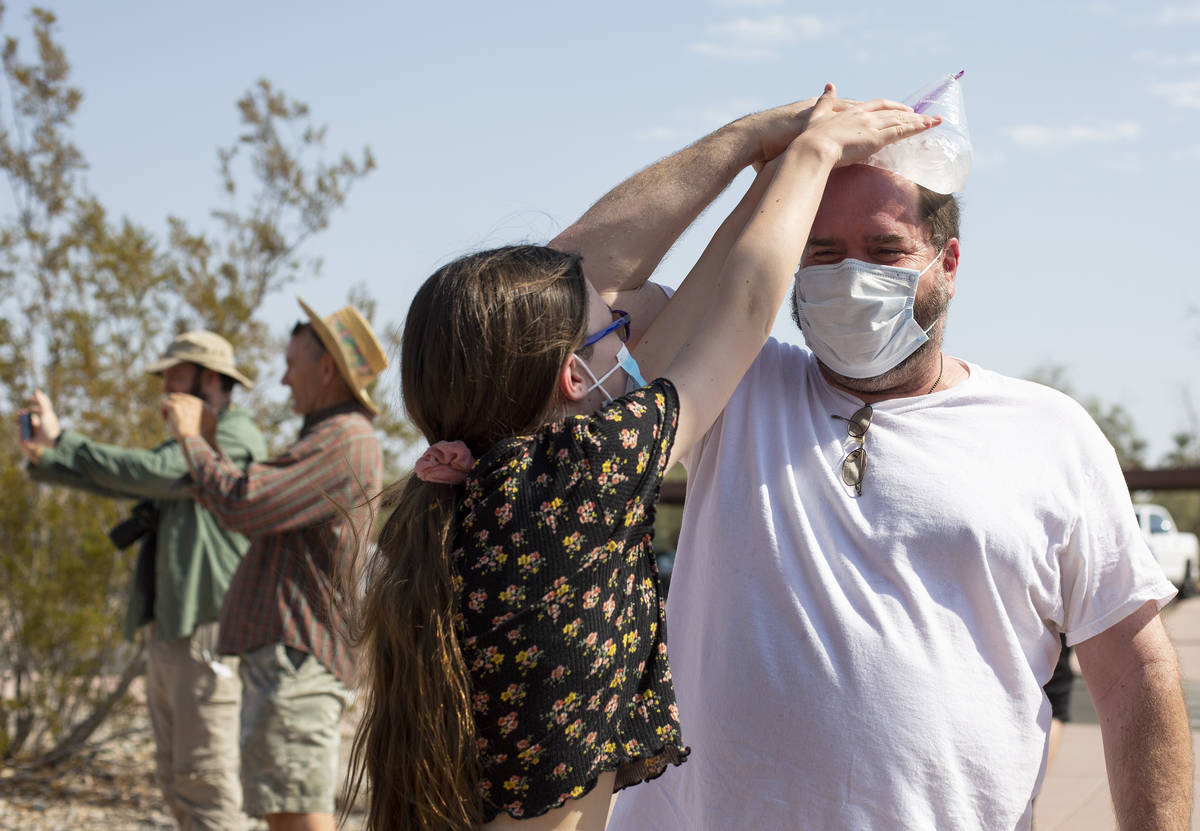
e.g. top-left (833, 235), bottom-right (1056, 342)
top-left (164, 299), bottom-right (387, 831)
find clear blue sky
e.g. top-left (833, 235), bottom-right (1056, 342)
top-left (7, 1), bottom-right (1199, 463)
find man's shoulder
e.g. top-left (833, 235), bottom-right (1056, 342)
top-left (298, 407), bottom-right (384, 458)
top-left (331, 409), bottom-right (383, 441)
top-left (682, 339), bottom-right (812, 471)
top-left (734, 338), bottom-right (813, 402)
top-left (965, 364), bottom-right (1093, 419)
top-left (217, 406), bottom-right (264, 435)
top-left (216, 406), bottom-right (268, 457)
top-left (756, 336), bottom-right (812, 369)
top-left (960, 364), bottom-right (1116, 461)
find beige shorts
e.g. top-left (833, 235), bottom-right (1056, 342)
top-left (238, 643), bottom-right (350, 817)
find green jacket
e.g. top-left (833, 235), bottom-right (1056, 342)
top-left (29, 408), bottom-right (267, 641)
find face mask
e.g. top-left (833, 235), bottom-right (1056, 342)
top-left (794, 254), bottom-right (941, 379)
top-left (577, 344), bottom-right (647, 405)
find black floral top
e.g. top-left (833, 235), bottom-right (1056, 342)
top-left (453, 379), bottom-right (688, 821)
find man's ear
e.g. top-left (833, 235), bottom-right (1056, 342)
top-left (940, 238), bottom-right (961, 298)
top-left (320, 353), bottom-right (340, 387)
top-left (559, 354), bottom-right (591, 403)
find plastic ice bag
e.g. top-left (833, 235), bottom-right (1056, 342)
top-left (864, 70), bottom-right (971, 194)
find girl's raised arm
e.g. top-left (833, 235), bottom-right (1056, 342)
top-left (652, 84), bottom-right (940, 469)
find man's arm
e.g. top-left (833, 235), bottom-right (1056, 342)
top-left (1075, 599), bottom-right (1192, 830)
top-left (27, 454), bottom-right (138, 500)
top-left (631, 158), bottom-right (776, 379)
top-left (176, 426), bottom-right (377, 538)
top-left (18, 389), bottom-right (262, 501)
top-left (33, 431), bottom-right (198, 501)
top-left (29, 415), bottom-right (264, 502)
top-left (549, 97), bottom-right (839, 341)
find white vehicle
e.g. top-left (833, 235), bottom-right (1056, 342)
top-left (1134, 503), bottom-right (1200, 597)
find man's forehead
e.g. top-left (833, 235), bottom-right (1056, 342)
top-left (162, 362), bottom-right (197, 377)
top-left (286, 332), bottom-right (318, 364)
top-left (809, 166), bottom-right (925, 243)
top-left (807, 231), bottom-right (920, 248)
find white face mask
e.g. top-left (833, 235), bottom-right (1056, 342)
top-left (577, 344), bottom-right (647, 405)
top-left (794, 254), bottom-right (941, 379)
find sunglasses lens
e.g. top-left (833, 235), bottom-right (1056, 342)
top-left (847, 405), bottom-right (874, 439)
top-left (613, 310), bottom-right (631, 343)
top-left (841, 446), bottom-right (866, 487)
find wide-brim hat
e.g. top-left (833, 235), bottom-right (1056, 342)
top-left (298, 297), bottom-right (388, 414)
top-left (144, 330), bottom-right (254, 389)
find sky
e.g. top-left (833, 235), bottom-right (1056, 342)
top-left (4, 0), bottom-right (1199, 463)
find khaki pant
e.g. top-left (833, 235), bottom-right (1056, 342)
top-left (146, 622), bottom-right (246, 831)
top-left (239, 644), bottom-right (350, 817)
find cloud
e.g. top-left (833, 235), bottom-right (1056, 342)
top-left (1006, 121), bottom-right (1143, 148)
top-left (1151, 78), bottom-right (1200, 107)
top-left (690, 14), bottom-right (828, 62)
top-left (689, 41), bottom-right (777, 61)
top-left (637, 98), bottom-right (767, 143)
top-left (970, 148), bottom-right (1007, 169)
top-left (1134, 50), bottom-right (1200, 65)
top-left (1157, 4), bottom-right (1200, 23)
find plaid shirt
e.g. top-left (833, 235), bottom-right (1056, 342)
top-left (181, 403), bottom-right (383, 684)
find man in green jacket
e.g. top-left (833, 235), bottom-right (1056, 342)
top-left (18, 331), bottom-right (267, 831)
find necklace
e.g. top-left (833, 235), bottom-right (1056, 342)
top-left (928, 354), bottom-right (944, 395)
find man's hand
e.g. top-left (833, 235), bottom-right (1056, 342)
top-left (547, 91), bottom-right (857, 303)
top-left (740, 95), bottom-right (858, 169)
top-left (17, 389), bottom-right (61, 462)
top-left (17, 426), bottom-right (44, 462)
top-left (161, 393), bottom-right (210, 442)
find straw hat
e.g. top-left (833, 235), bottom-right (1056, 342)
top-left (144, 330), bottom-right (254, 388)
top-left (298, 297), bottom-right (388, 414)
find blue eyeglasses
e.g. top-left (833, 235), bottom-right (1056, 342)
top-left (582, 309), bottom-right (631, 349)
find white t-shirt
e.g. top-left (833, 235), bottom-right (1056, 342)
top-left (611, 339), bottom-right (1174, 831)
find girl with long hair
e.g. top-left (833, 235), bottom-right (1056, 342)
top-left (347, 86), bottom-right (938, 830)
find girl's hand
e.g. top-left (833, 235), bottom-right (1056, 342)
top-left (798, 83), bottom-right (940, 169)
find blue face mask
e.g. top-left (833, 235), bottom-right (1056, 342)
top-left (577, 344), bottom-right (647, 405)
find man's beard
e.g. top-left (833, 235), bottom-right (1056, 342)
top-left (188, 366), bottom-right (214, 407)
top-left (791, 270), bottom-right (952, 394)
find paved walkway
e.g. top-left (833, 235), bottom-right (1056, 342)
top-left (1032, 594), bottom-right (1200, 829)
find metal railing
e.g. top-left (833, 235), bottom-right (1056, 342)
top-left (657, 466), bottom-right (1200, 505)
top-left (1124, 467), bottom-right (1200, 491)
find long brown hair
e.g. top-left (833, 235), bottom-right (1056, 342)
top-left (345, 245), bottom-right (589, 830)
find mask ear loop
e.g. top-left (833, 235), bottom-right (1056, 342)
top-left (921, 248), bottom-right (944, 275)
top-left (576, 353), bottom-right (618, 405)
top-left (917, 247), bottom-right (947, 337)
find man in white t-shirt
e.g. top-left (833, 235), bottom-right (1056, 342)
top-left (552, 102), bottom-right (1191, 830)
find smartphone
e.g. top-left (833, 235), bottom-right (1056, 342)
top-left (19, 411), bottom-right (34, 441)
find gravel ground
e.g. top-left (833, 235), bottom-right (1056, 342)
top-left (0, 724), bottom-right (181, 831)
top-left (0, 687), bottom-right (366, 831)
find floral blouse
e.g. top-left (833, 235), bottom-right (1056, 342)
top-left (453, 379), bottom-right (688, 821)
